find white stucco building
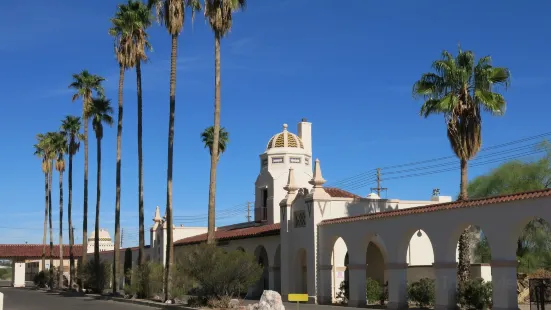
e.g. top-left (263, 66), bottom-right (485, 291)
top-left (89, 119), bottom-right (551, 310)
top-left (87, 229), bottom-right (115, 253)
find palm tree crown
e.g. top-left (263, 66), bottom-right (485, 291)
top-left (148, 0), bottom-right (201, 35)
top-left (51, 132), bottom-right (68, 173)
top-left (87, 98), bottom-right (114, 139)
top-left (69, 70), bottom-right (106, 108)
top-left (204, 0), bottom-right (245, 36)
top-left (201, 126), bottom-right (229, 158)
top-left (109, 0), bottom-right (153, 68)
top-left (413, 47), bottom-right (511, 162)
top-left (61, 116), bottom-right (83, 156)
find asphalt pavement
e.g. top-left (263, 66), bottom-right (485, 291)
top-left (0, 287), bottom-right (154, 310)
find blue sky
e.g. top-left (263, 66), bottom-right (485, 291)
top-left (1, 0), bottom-right (550, 246)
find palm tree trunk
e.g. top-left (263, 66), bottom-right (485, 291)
top-left (42, 171), bottom-right (48, 274)
top-left (48, 165), bottom-right (54, 288)
top-left (137, 60), bottom-right (145, 269)
top-left (207, 33), bottom-right (222, 245)
top-left (68, 153), bottom-right (74, 289)
top-left (95, 135), bottom-right (102, 291)
top-left (82, 114), bottom-right (89, 290)
top-left (59, 170), bottom-right (64, 288)
top-left (113, 64), bottom-right (124, 294)
top-left (164, 33), bottom-right (178, 302)
top-left (459, 158), bottom-right (468, 200)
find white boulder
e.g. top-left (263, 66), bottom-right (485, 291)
top-left (247, 290), bottom-right (285, 310)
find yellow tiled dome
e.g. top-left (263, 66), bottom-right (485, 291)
top-left (266, 124), bottom-right (304, 150)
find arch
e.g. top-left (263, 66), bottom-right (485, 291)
top-left (330, 237), bottom-right (348, 303)
top-left (366, 241), bottom-right (386, 286)
top-left (252, 245), bottom-right (270, 298)
top-left (514, 217), bottom-right (551, 274)
top-left (401, 229), bottom-right (435, 284)
top-left (273, 244), bottom-right (281, 293)
top-left (294, 248), bottom-right (307, 294)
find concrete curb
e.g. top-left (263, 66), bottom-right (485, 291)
top-left (1, 291), bottom-right (4, 310)
top-left (86, 293), bottom-right (198, 310)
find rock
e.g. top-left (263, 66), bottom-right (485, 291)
top-left (248, 291), bottom-right (284, 310)
top-left (229, 299), bottom-right (241, 308)
top-left (165, 299), bottom-right (174, 304)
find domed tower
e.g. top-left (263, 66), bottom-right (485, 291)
top-left (87, 229), bottom-right (115, 253)
top-left (254, 119), bottom-right (313, 224)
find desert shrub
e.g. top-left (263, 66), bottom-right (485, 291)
top-left (207, 295), bottom-right (233, 309)
top-left (34, 270), bottom-right (49, 288)
top-left (79, 260), bottom-right (112, 293)
top-left (126, 262), bottom-right (164, 299)
top-left (408, 278), bottom-right (435, 308)
top-left (180, 244), bottom-right (263, 299)
top-left (365, 277), bottom-right (382, 304)
top-left (335, 280), bottom-right (348, 304)
top-left (457, 278), bottom-right (492, 310)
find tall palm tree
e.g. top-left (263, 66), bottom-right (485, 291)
top-left (200, 126), bottom-right (229, 161)
top-left (148, 0), bottom-right (201, 301)
top-left (413, 47), bottom-right (510, 285)
top-left (45, 131), bottom-right (57, 287)
top-left (109, 2), bottom-right (152, 292)
top-left (203, 0), bottom-right (245, 245)
top-left (68, 70), bottom-right (105, 286)
top-left (51, 132), bottom-right (67, 288)
top-left (86, 97), bottom-right (114, 289)
top-left (61, 116), bottom-right (82, 289)
top-left (34, 134), bottom-right (52, 273)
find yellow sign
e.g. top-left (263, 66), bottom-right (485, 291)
top-left (288, 294), bottom-right (308, 302)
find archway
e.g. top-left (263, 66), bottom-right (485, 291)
top-left (455, 225), bottom-right (492, 283)
top-left (366, 241), bottom-right (385, 286)
top-left (273, 245), bottom-right (281, 293)
top-left (330, 237), bottom-right (348, 303)
top-left (294, 248), bottom-right (307, 294)
top-left (253, 245), bottom-right (270, 298)
top-left (405, 229), bottom-right (435, 283)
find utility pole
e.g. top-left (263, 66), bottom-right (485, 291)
top-left (246, 202), bottom-right (251, 222)
top-left (370, 168), bottom-right (388, 197)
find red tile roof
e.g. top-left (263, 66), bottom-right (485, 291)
top-left (324, 187), bottom-right (361, 199)
top-left (0, 244), bottom-right (84, 258)
top-left (83, 245), bottom-right (150, 255)
top-left (175, 223), bottom-right (280, 245)
top-left (320, 188), bottom-right (551, 225)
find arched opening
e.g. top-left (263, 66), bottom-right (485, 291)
top-left (515, 217), bottom-right (551, 305)
top-left (274, 244), bottom-right (281, 293)
top-left (456, 225), bottom-right (492, 283)
top-left (253, 245), bottom-right (270, 298)
top-left (330, 237), bottom-right (348, 304)
top-left (366, 241), bottom-right (386, 286)
top-left (405, 229), bottom-right (435, 283)
top-left (294, 248), bottom-right (307, 294)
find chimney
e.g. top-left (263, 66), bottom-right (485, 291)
top-left (297, 119), bottom-right (312, 155)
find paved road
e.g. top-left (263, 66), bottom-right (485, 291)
top-left (0, 288), bottom-right (154, 310)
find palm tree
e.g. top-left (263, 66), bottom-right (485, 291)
top-left (86, 97), bottom-right (114, 289)
top-left (34, 134), bottom-right (53, 274)
top-left (45, 131), bottom-right (57, 287)
top-left (203, 0), bottom-right (245, 245)
top-left (68, 70), bottom-right (105, 286)
top-left (109, 2), bottom-right (152, 292)
top-left (51, 132), bottom-right (67, 288)
top-left (148, 0), bottom-right (201, 301)
top-left (412, 47), bottom-right (510, 285)
top-left (200, 126), bottom-right (229, 161)
top-left (61, 116), bottom-right (82, 289)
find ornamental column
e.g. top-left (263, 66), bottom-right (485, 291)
top-left (317, 264), bottom-right (332, 304)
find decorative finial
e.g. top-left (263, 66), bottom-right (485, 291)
top-left (283, 123), bottom-right (288, 131)
top-left (284, 167), bottom-right (299, 193)
top-left (153, 206), bottom-right (162, 222)
top-left (309, 158), bottom-right (326, 188)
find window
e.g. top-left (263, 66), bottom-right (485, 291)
top-left (305, 157), bottom-right (310, 165)
top-left (294, 210), bottom-right (306, 228)
top-left (272, 157), bottom-right (284, 164)
top-left (262, 189), bottom-right (268, 221)
top-left (290, 157), bottom-right (301, 163)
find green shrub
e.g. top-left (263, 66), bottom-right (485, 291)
top-left (180, 244), bottom-right (263, 299)
top-left (126, 262), bottom-right (165, 299)
top-left (365, 277), bottom-right (382, 304)
top-left (34, 270), bottom-right (49, 288)
top-left (78, 260), bottom-right (112, 293)
top-left (408, 278), bottom-right (435, 308)
top-left (335, 280), bottom-right (348, 304)
top-left (457, 278), bottom-right (492, 310)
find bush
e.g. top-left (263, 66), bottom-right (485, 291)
top-left (408, 278), bottom-right (435, 308)
top-left (365, 277), bottom-right (382, 304)
top-left (78, 260), bottom-right (112, 293)
top-left (457, 278), bottom-right (492, 310)
top-left (125, 262), bottom-right (165, 299)
top-left (34, 270), bottom-right (49, 288)
top-left (335, 280), bottom-right (348, 304)
top-left (180, 244), bottom-right (263, 299)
